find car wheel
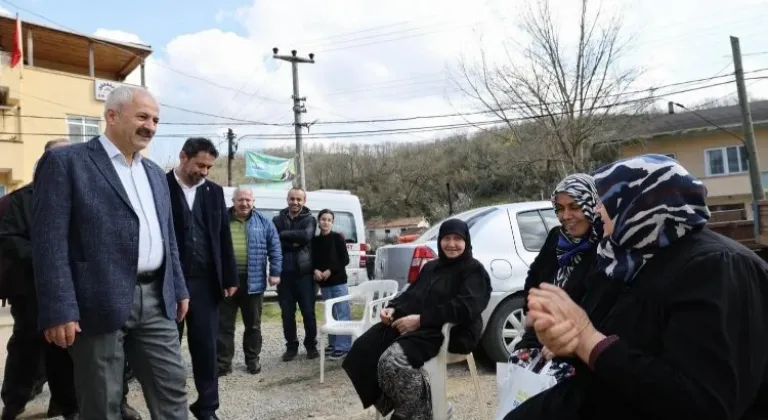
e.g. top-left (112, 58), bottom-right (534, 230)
top-left (481, 296), bottom-right (526, 363)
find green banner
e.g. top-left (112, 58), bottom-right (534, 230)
top-left (245, 151), bottom-right (296, 181)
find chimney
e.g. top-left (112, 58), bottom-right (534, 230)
top-left (668, 101), bottom-right (675, 114)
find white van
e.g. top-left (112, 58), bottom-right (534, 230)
top-left (222, 187), bottom-right (370, 291)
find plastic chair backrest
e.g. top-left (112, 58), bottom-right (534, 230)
top-left (353, 280), bottom-right (399, 330)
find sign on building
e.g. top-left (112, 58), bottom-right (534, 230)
top-left (94, 79), bottom-right (123, 101)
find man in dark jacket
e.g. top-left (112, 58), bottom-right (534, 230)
top-left (167, 137), bottom-right (238, 420)
top-left (0, 138), bottom-right (142, 420)
top-left (273, 188), bottom-right (318, 361)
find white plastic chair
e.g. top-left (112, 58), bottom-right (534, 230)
top-left (319, 279), bottom-right (399, 384)
top-left (374, 323), bottom-right (486, 420)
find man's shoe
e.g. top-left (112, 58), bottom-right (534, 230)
top-left (121, 401), bottom-right (142, 420)
top-left (1, 406), bottom-right (25, 420)
top-left (217, 366), bottom-right (232, 377)
top-left (282, 349), bottom-right (298, 362)
top-left (306, 347), bottom-right (320, 360)
top-left (193, 413), bottom-right (220, 420)
top-left (324, 344), bottom-right (334, 353)
top-left (247, 362), bottom-right (262, 374)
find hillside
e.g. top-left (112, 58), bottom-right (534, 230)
top-left (206, 125), bottom-right (621, 221)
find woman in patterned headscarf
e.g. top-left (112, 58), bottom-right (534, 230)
top-left (509, 173), bottom-right (602, 382)
top-left (504, 154), bottom-right (768, 420)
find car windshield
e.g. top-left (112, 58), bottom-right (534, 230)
top-left (413, 207), bottom-right (498, 243)
top-left (255, 208), bottom-right (359, 243)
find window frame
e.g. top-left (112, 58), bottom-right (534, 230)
top-left (66, 115), bottom-right (101, 143)
top-left (516, 209), bottom-right (551, 252)
top-left (704, 145), bottom-right (748, 177)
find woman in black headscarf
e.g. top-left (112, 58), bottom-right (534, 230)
top-left (343, 219), bottom-right (491, 420)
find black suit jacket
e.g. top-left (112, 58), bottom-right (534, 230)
top-left (166, 172), bottom-right (238, 291)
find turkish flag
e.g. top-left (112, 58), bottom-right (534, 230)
top-left (10, 14), bottom-right (22, 68)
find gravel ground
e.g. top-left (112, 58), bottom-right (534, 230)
top-left (2, 321), bottom-right (500, 420)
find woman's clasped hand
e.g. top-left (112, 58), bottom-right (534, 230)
top-left (526, 283), bottom-right (605, 361)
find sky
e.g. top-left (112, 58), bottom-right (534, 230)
top-left (2, 0), bottom-right (768, 167)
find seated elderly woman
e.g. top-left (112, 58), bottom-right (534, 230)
top-left (343, 219), bottom-right (491, 420)
top-left (504, 154), bottom-right (768, 420)
top-left (511, 173), bottom-right (602, 382)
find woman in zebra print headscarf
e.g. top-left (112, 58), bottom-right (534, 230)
top-left (509, 173), bottom-right (602, 382)
top-left (505, 154), bottom-right (768, 420)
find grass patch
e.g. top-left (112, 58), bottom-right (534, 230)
top-left (261, 301), bottom-right (365, 324)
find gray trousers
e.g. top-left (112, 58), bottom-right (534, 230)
top-left (69, 281), bottom-right (188, 420)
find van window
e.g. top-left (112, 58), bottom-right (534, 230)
top-left (256, 208), bottom-right (359, 243)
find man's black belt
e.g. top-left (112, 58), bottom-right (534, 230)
top-left (136, 269), bottom-right (161, 284)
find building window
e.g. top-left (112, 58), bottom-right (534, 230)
top-left (0, 185), bottom-right (5, 197)
top-left (66, 116), bottom-right (101, 143)
top-left (705, 146), bottom-right (748, 176)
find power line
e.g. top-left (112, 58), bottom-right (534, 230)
top-left (9, 70), bottom-right (768, 127)
top-left (15, 75), bottom-right (768, 142)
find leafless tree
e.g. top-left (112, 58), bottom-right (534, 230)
top-left (454, 0), bottom-right (648, 175)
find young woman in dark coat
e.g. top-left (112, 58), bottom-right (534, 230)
top-left (343, 219), bottom-right (491, 420)
top-left (512, 173), bottom-right (601, 382)
top-left (504, 154), bottom-right (768, 420)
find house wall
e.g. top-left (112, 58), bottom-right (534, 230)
top-left (0, 57), bottom-right (148, 193)
top-left (620, 127), bottom-right (768, 217)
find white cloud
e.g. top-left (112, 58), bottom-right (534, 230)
top-left (0, 6), bottom-right (11, 17)
top-left (93, 28), bottom-right (144, 45)
top-left (94, 0), bottom-right (768, 165)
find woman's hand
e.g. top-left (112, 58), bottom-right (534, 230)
top-left (392, 314), bottom-right (420, 334)
top-left (527, 283), bottom-right (604, 360)
top-left (313, 269), bottom-right (324, 281)
top-left (322, 269), bottom-right (332, 279)
top-left (380, 308), bottom-right (395, 326)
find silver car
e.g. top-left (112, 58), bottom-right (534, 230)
top-left (373, 201), bottom-right (559, 362)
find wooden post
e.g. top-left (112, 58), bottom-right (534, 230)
top-left (140, 60), bottom-right (146, 87)
top-left (88, 42), bottom-right (95, 77)
top-left (25, 30), bottom-right (33, 66)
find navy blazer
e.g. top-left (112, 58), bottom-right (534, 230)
top-left (31, 137), bottom-right (189, 334)
top-left (166, 172), bottom-right (238, 292)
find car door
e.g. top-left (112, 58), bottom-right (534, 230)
top-left (511, 208), bottom-right (553, 266)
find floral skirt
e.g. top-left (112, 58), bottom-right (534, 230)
top-left (375, 342), bottom-right (433, 419)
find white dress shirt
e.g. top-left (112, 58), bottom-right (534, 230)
top-left (99, 135), bottom-right (164, 273)
top-left (172, 168), bottom-right (205, 210)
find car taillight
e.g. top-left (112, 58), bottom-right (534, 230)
top-left (359, 243), bottom-right (367, 268)
top-left (407, 245), bottom-right (436, 283)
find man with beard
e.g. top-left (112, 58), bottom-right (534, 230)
top-left (167, 138), bottom-right (238, 420)
top-left (273, 188), bottom-right (318, 362)
top-left (32, 86), bottom-right (190, 420)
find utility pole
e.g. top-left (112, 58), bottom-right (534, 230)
top-left (273, 47), bottom-right (315, 190)
top-left (446, 182), bottom-right (454, 215)
top-left (731, 36), bottom-right (765, 203)
top-left (226, 128), bottom-right (236, 187)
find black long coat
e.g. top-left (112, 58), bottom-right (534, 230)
top-left (343, 256), bottom-right (491, 408)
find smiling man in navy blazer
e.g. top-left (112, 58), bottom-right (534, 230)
top-left (32, 85), bottom-right (190, 420)
top-left (167, 137), bottom-right (238, 420)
